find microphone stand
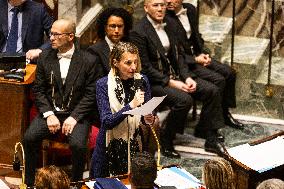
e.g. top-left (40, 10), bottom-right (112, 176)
top-left (14, 142), bottom-right (27, 189)
top-left (148, 118), bottom-right (162, 170)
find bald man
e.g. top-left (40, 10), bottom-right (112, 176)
top-left (23, 19), bottom-right (100, 186)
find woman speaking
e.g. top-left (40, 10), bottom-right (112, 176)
top-left (90, 42), bottom-right (154, 178)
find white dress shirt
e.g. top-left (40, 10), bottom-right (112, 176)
top-left (105, 36), bottom-right (115, 51)
top-left (147, 15), bottom-right (170, 53)
top-left (2, 3), bottom-right (23, 53)
top-left (43, 44), bottom-right (75, 118)
top-left (57, 44), bottom-right (75, 84)
top-left (176, 7), bottom-right (191, 39)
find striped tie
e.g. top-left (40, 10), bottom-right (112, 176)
top-left (6, 7), bottom-right (20, 53)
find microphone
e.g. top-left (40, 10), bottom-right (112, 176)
top-left (134, 78), bottom-right (145, 92)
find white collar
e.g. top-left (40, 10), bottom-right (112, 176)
top-left (105, 36), bottom-right (115, 51)
top-left (146, 15), bottom-right (166, 30)
top-left (57, 44), bottom-right (75, 59)
top-left (176, 7), bottom-right (187, 16)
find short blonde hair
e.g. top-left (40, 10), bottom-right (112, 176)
top-left (203, 158), bottom-right (236, 189)
top-left (109, 42), bottom-right (142, 75)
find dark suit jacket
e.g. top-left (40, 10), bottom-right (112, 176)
top-left (0, 0), bottom-right (53, 52)
top-left (130, 16), bottom-right (195, 86)
top-left (33, 47), bottom-right (99, 123)
top-left (87, 39), bottom-right (110, 77)
top-left (166, 3), bottom-right (205, 57)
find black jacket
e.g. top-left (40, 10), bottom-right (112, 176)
top-left (130, 16), bottom-right (196, 86)
top-left (33, 47), bottom-right (100, 123)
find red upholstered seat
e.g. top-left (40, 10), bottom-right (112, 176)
top-left (28, 94), bottom-right (99, 167)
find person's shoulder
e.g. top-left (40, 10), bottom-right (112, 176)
top-left (183, 3), bottom-right (196, 11)
top-left (25, 0), bottom-right (45, 9)
top-left (141, 74), bottom-right (151, 87)
top-left (77, 49), bottom-right (96, 64)
top-left (132, 16), bottom-right (148, 32)
top-left (96, 76), bottom-right (108, 87)
top-left (40, 48), bottom-right (54, 57)
top-left (87, 40), bottom-right (107, 53)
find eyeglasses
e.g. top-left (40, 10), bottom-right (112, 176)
top-left (107, 24), bottom-right (124, 30)
top-left (50, 32), bottom-right (72, 39)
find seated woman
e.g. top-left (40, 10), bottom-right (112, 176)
top-left (89, 42), bottom-right (154, 178)
top-left (202, 158), bottom-right (236, 189)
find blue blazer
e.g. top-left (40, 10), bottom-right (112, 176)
top-left (0, 0), bottom-right (53, 52)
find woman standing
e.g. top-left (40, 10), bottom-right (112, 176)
top-left (90, 42), bottom-right (154, 178)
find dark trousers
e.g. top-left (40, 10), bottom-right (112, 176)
top-left (23, 115), bottom-right (90, 186)
top-left (190, 60), bottom-right (236, 133)
top-left (151, 85), bottom-right (192, 150)
top-left (192, 77), bottom-right (224, 132)
top-left (192, 60), bottom-right (237, 109)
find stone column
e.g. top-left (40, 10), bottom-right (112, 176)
top-left (58, 0), bottom-right (82, 23)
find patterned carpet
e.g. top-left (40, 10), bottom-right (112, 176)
top-left (158, 112), bottom-right (284, 180)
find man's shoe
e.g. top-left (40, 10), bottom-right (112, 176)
top-left (194, 129), bottom-right (225, 143)
top-left (161, 148), bottom-right (181, 158)
top-left (204, 139), bottom-right (226, 156)
top-left (224, 113), bottom-right (245, 130)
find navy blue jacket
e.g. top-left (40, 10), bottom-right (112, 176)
top-left (0, 0), bottom-right (53, 52)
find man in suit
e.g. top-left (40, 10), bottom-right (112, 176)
top-left (165, 0), bottom-right (245, 132)
top-left (87, 7), bottom-right (133, 77)
top-left (130, 0), bottom-right (225, 158)
top-left (0, 0), bottom-right (53, 61)
top-left (23, 19), bottom-right (99, 186)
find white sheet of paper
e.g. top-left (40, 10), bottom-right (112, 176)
top-left (85, 180), bottom-right (96, 189)
top-left (155, 167), bottom-right (202, 189)
top-left (0, 179), bottom-right (10, 189)
top-left (123, 95), bottom-right (166, 116)
top-left (228, 135), bottom-right (284, 172)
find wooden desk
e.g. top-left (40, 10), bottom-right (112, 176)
top-left (224, 131), bottom-right (284, 189)
top-left (0, 64), bottom-right (36, 166)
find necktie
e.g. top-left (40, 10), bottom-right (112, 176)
top-left (6, 7), bottom-right (20, 53)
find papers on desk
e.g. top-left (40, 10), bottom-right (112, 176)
top-left (227, 135), bottom-right (284, 173)
top-left (0, 179), bottom-right (9, 189)
top-left (154, 167), bottom-right (203, 189)
top-left (123, 96), bottom-right (166, 116)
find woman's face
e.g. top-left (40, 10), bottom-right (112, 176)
top-left (105, 16), bottom-right (125, 43)
top-left (115, 52), bottom-right (138, 80)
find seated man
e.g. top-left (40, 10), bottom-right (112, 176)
top-left (0, 0), bottom-right (53, 61)
top-left (130, 0), bottom-right (225, 157)
top-left (165, 0), bottom-right (244, 131)
top-left (130, 152), bottom-right (157, 189)
top-left (35, 165), bottom-right (70, 189)
top-left (23, 18), bottom-right (99, 187)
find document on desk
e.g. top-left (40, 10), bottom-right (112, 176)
top-left (154, 167), bottom-right (203, 189)
top-left (227, 135), bottom-right (284, 173)
top-left (123, 95), bottom-right (166, 116)
top-left (0, 179), bottom-right (9, 189)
